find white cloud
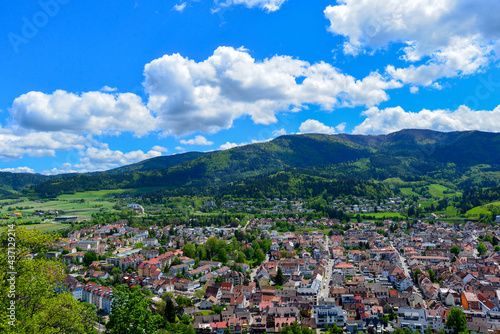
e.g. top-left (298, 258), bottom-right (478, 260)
top-left (175, 146), bottom-right (185, 151)
top-left (219, 142), bottom-right (240, 150)
top-left (218, 137), bottom-right (275, 150)
top-left (144, 46), bottom-right (400, 136)
top-left (325, 0), bottom-right (500, 86)
top-left (410, 87), bottom-right (419, 94)
top-left (299, 119), bottom-right (336, 135)
top-left (173, 2), bottom-right (187, 12)
top-left (180, 135), bottom-right (214, 146)
top-left (74, 145), bottom-right (162, 171)
top-left (336, 122), bottom-right (346, 132)
top-left (11, 90), bottom-right (156, 136)
top-left (100, 86), bottom-right (117, 92)
top-left (353, 105), bottom-right (500, 134)
top-left (272, 128), bottom-right (286, 137)
top-left (152, 145), bottom-right (169, 153)
top-left (0, 166), bottom-right (35, 173)
top-left (0, 128), bottom-right (92, 160)
top-left (215, 0), bottom-right (287, 12)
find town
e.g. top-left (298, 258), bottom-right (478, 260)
top-left (42, 202), bottom-right (500, 334)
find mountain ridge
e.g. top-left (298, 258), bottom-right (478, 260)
top-left (21, 129), bottom-right (500, 198)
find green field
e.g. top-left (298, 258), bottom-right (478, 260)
top-left (399, 188), bottom-right (420, 197)
top-left (0, 189), bottom-right (125, 222)
top-left (1, 222), bottom-right (69, 233)
top-left (466, 201), bottom-right (500, 217)
top-left (427, 184), bottom-right (461, 198)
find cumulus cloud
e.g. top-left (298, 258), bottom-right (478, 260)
top-left (152, 145), bottom-right (169, 152)
top-left (0, 166), bottom-right (35, 173)
top-left (219, 142), bottom-right (240, 150)
top-left (325, 0), bottom-right (500, 86)
top-left (11, 90), bottom-right (156, 136)
top-left (144, 46), bottom-right (400, 136)
top-left (175, 146), bottom-right (185, 151)
top-left (299, 119), bottom-right (336, 134)
top-left (74, 145), bottom-right (162, 171)
top-left (180, 135), bottom-right (214, 146)
top-left (173, 2), bottom-right (187, 12)
top-left (215, 0), bottom-right (287, 12)
top-left (272, 128), bottom-right (286, 137)
top-left (336, 122), bottom-right (347, 132)
top-left (0, 129), bottom-right (92, 160)
top-left (353, 105), bottom-right (500, 134)
top-left (100, 86), bottom-right (117, 92)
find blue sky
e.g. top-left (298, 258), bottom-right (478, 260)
top-left (0, 0), bottom-right (499, 174)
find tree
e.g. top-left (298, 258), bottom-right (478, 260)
top-left (0, 227), bottom-right (97, 334)
top-left (206, 237), bottom-right (219, 258)
top-left (427, 269), bottom-right (436, 283)
top-left (164, 298), bottom-right (176, 323)
top-left (275, 267), bottom-right (285, 286)
top-left (183, 243), bottom-right (196, 259)
top-left (218, 247), bottom-right (229, 264)
top-left (194, 288), bottom-right (206, 300)
top-left (236, 251), bottom-right (246, 264)
top-left (426, 325), bottom-right (434, 334)
top-left (106, 285), bottom-right (163, 334)
top-left (255, 248), bottom-right (266, 265)
top-left (450, 245), bottom-right (461, 256)
top-left (446, 307), bottom-right (468, 334)
top-left (413, 269), bottom-right (422, 282)
top-left (83, 251), bottom-right (98, 266)
top-left (477, 242), bottom-right (487, 256)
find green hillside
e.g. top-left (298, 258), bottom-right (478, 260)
top-left (24, 129), bottom-right (500, 199)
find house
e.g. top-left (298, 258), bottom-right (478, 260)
top-left (395, 275), bottom-right (413, 292)
top-left (174, 278), bottom-right (200, 291)
top-left (334, 262), bottom-right (356, 277)
top-left (200, 296), bottom-right (217, 310)
top-left (462, 292), bottom-right (480, 311)
top-left (313, 305), bottom-right (347, 327)
top-left (222, 271), bottom-right (245, 286)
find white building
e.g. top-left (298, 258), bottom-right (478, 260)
top-left (313, 305), bottom-right (347, 327)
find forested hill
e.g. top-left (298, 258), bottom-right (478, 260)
top-left (103, 151), bottom-right (208, 175)
top-left (25, 129), bottom-right (500, 198)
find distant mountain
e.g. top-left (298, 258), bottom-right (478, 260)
top-left (0, 172), bottom-right (52, 196)
top-left (103, 151), bottom-right (208, 174)
top-left (25, 129), bottom-right (500, 198)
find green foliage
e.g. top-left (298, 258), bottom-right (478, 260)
top-left (413, 269), bottom-right (422, 282)
top-left (83, 251), bottom-right (98, 266)
top-left (446, 307), bottom-right (468, 334)
top-left (255, 248), bottom-right (266, 265)
top-left (450, 245), bottom-right (461, 256)
top-left (0, 227), bottom-right (97, 334)
top-left (182, 243), bottom-right (196, 259)
top-left (106, 285), bottom-right (162, 334)
top-left (24, 130), bottom-right (500, 200)
top-left (275, 267), bottom-right (285, 286)
top-left (427, 269), bottom-right (436, 283)
top-left (477, 242), bottom-right (487, 256)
